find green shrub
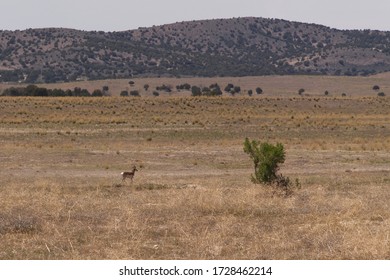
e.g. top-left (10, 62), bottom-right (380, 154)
top-left (244, 138), bottom-right (285, 183)
top-left (243, 138), bottom-right (299, 195)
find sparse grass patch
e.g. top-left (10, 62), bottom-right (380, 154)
top-left (135, 183), bottom-right (170, 191)
top-left (0, 209), bottom-right (42, 235)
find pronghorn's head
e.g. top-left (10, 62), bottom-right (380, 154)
top-left (132, 165), bottom-right (138, 172)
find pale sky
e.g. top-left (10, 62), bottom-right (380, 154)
top-left (1, 0), bottom-right (390, 32)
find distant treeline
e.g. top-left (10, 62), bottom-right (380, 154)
top-left (0, 83), bottom-right (265, 97)
top-left (0, 85), bottom-right (106, 97)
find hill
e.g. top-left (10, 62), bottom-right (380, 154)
top-left (1, 17), bottom-right (390, 83)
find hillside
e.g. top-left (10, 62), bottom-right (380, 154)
top-left (1, 17), bottom-right (390, 83)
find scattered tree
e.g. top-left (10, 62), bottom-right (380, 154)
top-left (191, 86), bottom-right (202, 96)
top-left (92, 89), bottom-right (104, 96)
top-left (202, 87), bottom-right (211, 95)
top-left (176, 83), bottom-right (191, 90)
top-left (373, 85), bottom-right (380, 91)
top-left (233, 86), bottom-right (241, 94)
top-left (120, 90), bottom-right (129, 96)
top-left (224, 83), bottom-right (234, 92)
top-left (256, 87), bottom-right (263, 94)
top-left (130, 90), bottom-right (140, 97)
top-left (156, 84), bottom-right (172, 92)
top-left (209, 83), bottom-right (222, 96)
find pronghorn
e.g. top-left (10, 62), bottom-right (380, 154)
top-left (121, 166), bottom-right (138, 183)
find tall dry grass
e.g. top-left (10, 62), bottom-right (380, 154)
top-left (2, 175), bottom-right (390, 259)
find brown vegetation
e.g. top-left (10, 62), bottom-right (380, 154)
top-left (1, 77), bottom-right (390, 259)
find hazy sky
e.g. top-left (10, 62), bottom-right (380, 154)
top-left (2, 0), bottom-right (390, 32)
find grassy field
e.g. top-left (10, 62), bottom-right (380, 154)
top-left (1, 76), bottom-right (390, 259)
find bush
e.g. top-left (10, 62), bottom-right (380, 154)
top-left (233, 86), bottom-right (241, 94)
top-left (176, 83), bottom-right (191, 90)
top-left (156, 84), bottom-right (172, 92)
top-left (209, 83), bottom-right (222, 96)
top-left (130, 90), bottom-right (140, 97)
top-left (244, 138), bottom-right (285, 183)
top-left (243, 138), bottom-right (299, 195)
top-left (92, 89), bottom-right (104, 96)
top-left (191, 86), bottom-right (202, 96)
top-left (224, 83), bottom-right (234, 92)
top-left (120, 90), bottom-right (129, 96)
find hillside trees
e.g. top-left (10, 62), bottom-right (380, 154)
top-left (2, 18), bottom-right (390, 82)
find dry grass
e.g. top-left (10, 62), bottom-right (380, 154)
top-left (1, 78), bottom-right (390, 259)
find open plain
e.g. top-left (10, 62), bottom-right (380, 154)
top-left (1, 75), bottom-right (390, 259)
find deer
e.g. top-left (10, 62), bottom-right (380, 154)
top-left (121, 166), bottom-right (138, 184)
